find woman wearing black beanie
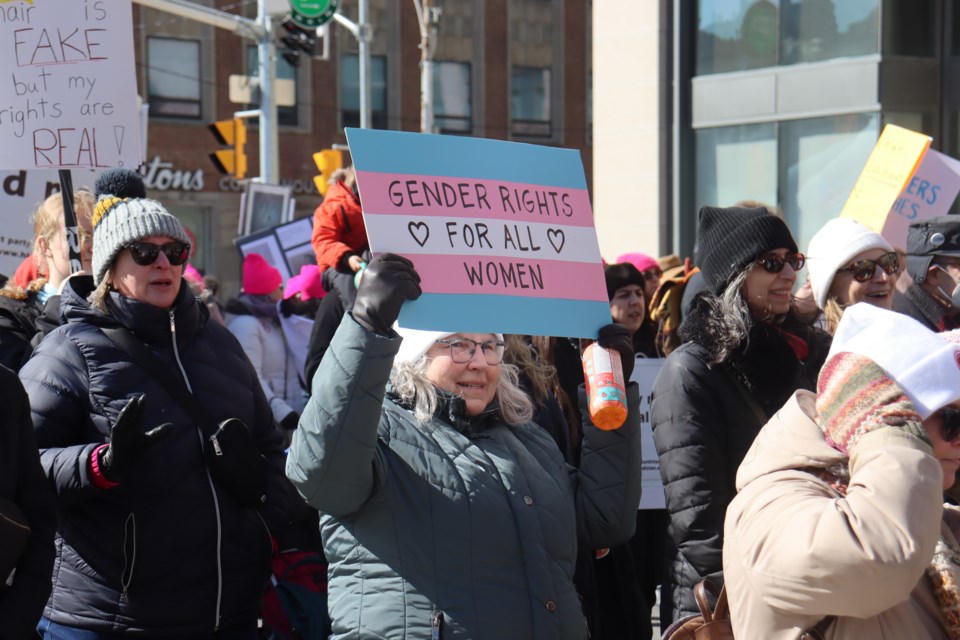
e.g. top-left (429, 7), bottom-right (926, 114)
top-left (650, 205), bottom-right (831, 624)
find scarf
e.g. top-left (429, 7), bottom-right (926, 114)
top-left (814, 464), bottom-right (960, 638)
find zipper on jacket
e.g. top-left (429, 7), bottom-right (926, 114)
top-left (340, 205), bottom-right (351, 233)
top-left (170, 310), bottom-right (223, 630)
top-left (120, 513), bottom-right (136, 603)
top-left (431, 611), bottom-right (444, 640)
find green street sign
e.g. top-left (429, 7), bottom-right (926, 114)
top-left (288, 0), bottom-right (339, 27)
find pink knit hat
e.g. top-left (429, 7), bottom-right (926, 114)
top-left (616, 252), bottom-right (660, 273)
top-left (284, 264), bottom-right (326, 301)
top-left (242, 253), bottom-right (282, 295)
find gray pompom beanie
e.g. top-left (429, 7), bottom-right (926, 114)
top-left (91, 195), bottom-right (190, 285)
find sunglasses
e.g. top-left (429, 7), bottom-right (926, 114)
top-left (125, 241), bottom-right (191, 267)
top-left (756, 252), bottom-right (805, 274)
top-left (641, 268), bottom-right (663, 281)
top-left (837, 252), bottom-right (899, 282)
top-left (435, 338), bottom-right (506, 365)
top-left (936, 408), bottom-right (960, 442)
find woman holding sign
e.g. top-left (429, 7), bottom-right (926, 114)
top-left (650, 205), bottom-right (831, 624)
top-left (286, 253), bottom-right (643, 640)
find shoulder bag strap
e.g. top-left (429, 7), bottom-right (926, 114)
top-left (100, 326), bottom-right (216, 438)
top-left (800, 615), bottom-right (836, 640)
top-left (722, 365), bottom-right (769, 426)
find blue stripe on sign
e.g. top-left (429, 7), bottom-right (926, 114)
top-left (397, 293), bottom-right (612, 339)
top-left (345, 128), bottom-right (587, 190)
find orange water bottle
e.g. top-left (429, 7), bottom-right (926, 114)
top-left (581, 342), bottom-right (628, 430)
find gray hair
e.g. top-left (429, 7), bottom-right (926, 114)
top-left (701, 266), bottom-right (754, 365)
top-left (391, 356), bottom-right (534, 426)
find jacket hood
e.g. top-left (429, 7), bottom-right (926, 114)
top-left (735, 390), bottom-right (847, 491)
top-left (60, 274), bottom-right (205, 345)
top-left (323, 180), bottom-right (360, 208)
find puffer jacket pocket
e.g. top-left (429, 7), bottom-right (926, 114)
top-left (120, 513), bottom-right (136, 603)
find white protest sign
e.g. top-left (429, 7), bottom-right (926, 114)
top-left (0, 0), bottom-right (140, 170)
top-left (630, 358), bottom-right (666, 510)
top-left (882, 149), bottom-right (960, 249)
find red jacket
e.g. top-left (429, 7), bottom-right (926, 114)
top-left (311, 181), bottom-right (367, 272)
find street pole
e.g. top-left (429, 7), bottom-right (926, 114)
top-left (413, 0), bottom-right (440, 134)
top-left (334, 0), bottom-right (371, 128)
top-left (257, 0), bottom-right (278, 182)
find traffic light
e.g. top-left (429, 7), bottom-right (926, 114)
top-left (209, 118), bottom-right (248, 179)
top-left (279, 20), bottom-right (316, 68)
top-left (313, 149), bottom-right (343, 196)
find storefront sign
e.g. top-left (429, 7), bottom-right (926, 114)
top-left (141, 156), bottom-right (204, 192)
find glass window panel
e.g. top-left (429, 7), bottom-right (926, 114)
top-left (882, 0), bottom-right (935, 57)
top-left (696, 0), bottom-right (779, 75)
top-left (246, 47), bottom-right (299, 127)
top-left (780, 0), bottom-right (879, 65)
top-left (779, 113), bottom-right (879, 253)
top-left (433, 61), bottom-right (472, 134)
top-left (511, 66), bottom-right (551, 137)
top-left (695, 123), bottom-right (777, 215)
top-left (147, 38), bottom-right (201, 119)
top-left (340, 54), bottom-right (388, 129)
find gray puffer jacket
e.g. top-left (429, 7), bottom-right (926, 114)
top-left (286, 316), bottom-right (643, 640)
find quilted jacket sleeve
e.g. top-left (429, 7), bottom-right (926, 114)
top-left (311, 199), bottom-right (353, 273)
top-left (226, 314), bottom-right (296, 423)
top-left (650, 346), bottom-right (730, 611)
top-left (285, 313), bottom-right (400, 516)
top-left (572, 383), bottom-right (643, 548)
top-left (19, 330), bottom-right (105, 505)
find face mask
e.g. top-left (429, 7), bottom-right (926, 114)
top-left (935, 265), bottom-right (960, 309)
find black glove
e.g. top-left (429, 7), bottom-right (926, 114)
top-left (597, 323), bottom-right (635, 382)
top-left (98, 395), bottom-right (174, 482)
top-left (279, 411), bottom-right (300, 432)
top-left (352, 253), bottom-right (422, 335)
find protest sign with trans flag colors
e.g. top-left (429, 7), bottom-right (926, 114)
top-left (345, 128), bottom-right (611, 338)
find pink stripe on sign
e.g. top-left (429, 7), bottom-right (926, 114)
top-left (409, 254), bottom-right (608, 301)
top-left (357, 171), bottom-right (595, 227)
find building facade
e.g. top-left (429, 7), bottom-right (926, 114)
top-left (135, 0), bottom-right (593, 296)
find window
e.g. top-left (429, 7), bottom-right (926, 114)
top-left (147, 37), bottom-right (201, 119)
top-left (695, 123), bottom-right (777, 215)
top-left (433, 61), bottom-right (472, 134)
top-left (340, 54), bottom-right (388, 129)
top-left (511, 66), bottom-right (551, 138)
top-left (780, 0), bottom-right (879, 65)
top-left (696, 0), bottom-right (778, 75)
top-left (246, 47), bottom-right (299, 127)
top-left (882, 0), bottom-right (935, 57)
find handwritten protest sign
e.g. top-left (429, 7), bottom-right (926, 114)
top-left (882, 149), bottom-right (960, 249)
top-left (840, 124), bottom-right (931, 231)
top-left (631, 359), bottom-right (666, 510)
top-left (346, 128), bottom-right (611, 337)
top-left (0, 0), bottom-right (140, 170)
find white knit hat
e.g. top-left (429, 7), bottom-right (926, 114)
top-left (394, 325), bottom-right (504, 365)
top-left (806, 218), bottom-right (894, 309)
top-left (829, 303), bottom-right (960, 419)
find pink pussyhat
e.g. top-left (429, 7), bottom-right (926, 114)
top-left (242, 253), bottom-right (282, 295)
top-left (284, 264), bottom-right (326, 301)
top-left (616, 252), bottom-right (659, 273)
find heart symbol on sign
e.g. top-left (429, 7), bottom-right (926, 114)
top-left (547, 228), bottom-right (565, 254)
top-left (408, 221), bottom-right (430, 247)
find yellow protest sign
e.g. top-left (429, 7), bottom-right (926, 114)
top-left (839, 124), bottom-right (932, 232)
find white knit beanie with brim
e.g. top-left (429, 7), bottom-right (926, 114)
top-left (393, 324), bottom-right (504, 365)
top-left (91, 195), bottom-right (191, 285)
top-left (806, 218), bottom-right (894, 309)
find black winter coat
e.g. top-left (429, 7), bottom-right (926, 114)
top-left (650, 297), bottom-right (830, 622)
top-left (19, 277), bottom-right (287, 634)
top-left (0, 364), bottom-right (56, 639)
top-left (0, 287), bottom-right (42, 371)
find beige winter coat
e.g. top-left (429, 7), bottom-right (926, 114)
top-left (723, 390), bottom-right (960, 639)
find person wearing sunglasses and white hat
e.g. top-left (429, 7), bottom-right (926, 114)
top-left (724, 303), bottom-right (960, 639)
top-left (19, 195), bottom-right (295, 638)
top-left (806, 217), bottom-right (899, 334)
top-left (650, 205), bottom-right (832, 624)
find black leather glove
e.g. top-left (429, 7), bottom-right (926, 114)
top-left (98, 395), bottom-right (174, 482)
top-left (597, 323), bottom-right (635, 382)
top-left (352, 253), bottom-right (422, 335)
top-left (279, 411), bottom-right (300, 432)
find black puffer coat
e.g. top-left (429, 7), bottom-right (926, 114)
top-left (19, 276), bottom-right (286, 634)
top-left (0, 286), bottom-right (42, 371)
top-left (650, 296), bottom-right (830, 622)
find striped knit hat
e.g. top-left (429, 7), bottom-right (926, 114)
top-left (91, 195), bottom-right (190, 285)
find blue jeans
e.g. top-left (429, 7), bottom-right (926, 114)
top-left (37, 618), bottom-right (259, 640)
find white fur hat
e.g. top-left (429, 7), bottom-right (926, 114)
top-left (828, 303), bottom-right (960, 419)
top-left (394, 325), bottom-right (504, 365)
top-left (806, 218), bottom-right (894, 309)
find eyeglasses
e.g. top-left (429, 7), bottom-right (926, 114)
top-left (125, 241), bottom-right (191, 267)
top-left (756, 252), bottom-right (805, 274)
top-left (435, 338), bottom-right (506, 365)
top-left (936, 408), bottom-right (960, 442)
top-left (641, 268), bottom-right (662, 281)
top-left (837, 252), bottom-right (899, 282)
